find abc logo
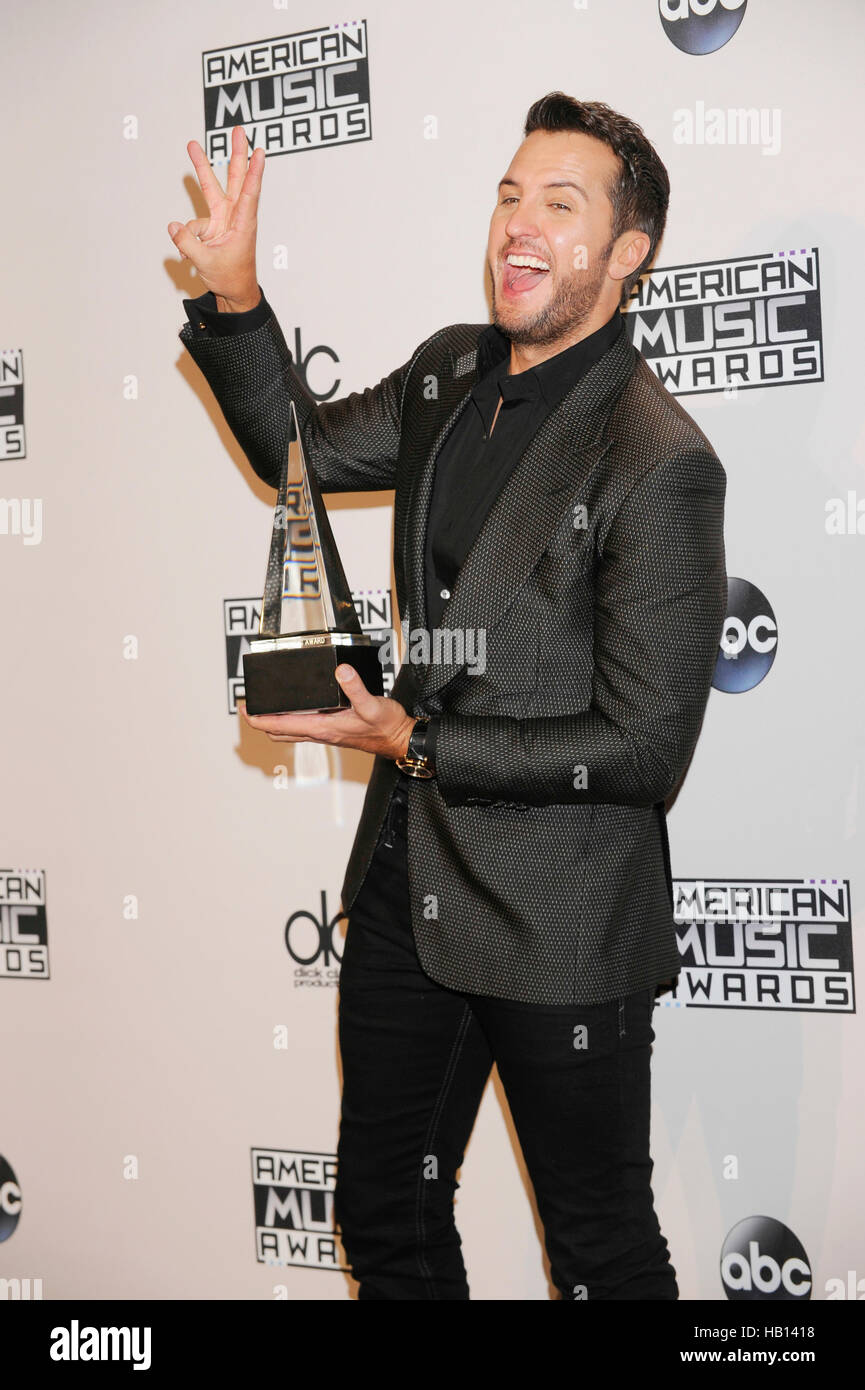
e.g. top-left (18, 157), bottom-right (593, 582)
top-left (659, 0), bottom-right (747, 55)
top-left (721, 1216), bottom-right (811, 1300)
top-left (713, 576), bottom-right (777, 693)
top-left (0, 1155), bottom-right (22, 1242)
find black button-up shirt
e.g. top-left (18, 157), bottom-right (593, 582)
top-left (423, 309), bottom-right (623, 630)
top-left (183, 289), bottom-right (624, 770)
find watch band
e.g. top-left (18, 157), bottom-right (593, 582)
top-left (395, 717), bottom-right (436, 779)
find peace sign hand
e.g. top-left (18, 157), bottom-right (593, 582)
top-left (167, 124), bottom-right (265, 312)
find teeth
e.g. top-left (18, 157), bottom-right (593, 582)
top-left (506, 254), bottom-right (550, 271)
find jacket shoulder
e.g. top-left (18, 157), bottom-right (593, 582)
top-left (624, 353), bottom-right (722, 464)
top-left (607, 351), bottom-right (725, 486)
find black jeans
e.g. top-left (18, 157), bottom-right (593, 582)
top-left (335, 786), bottom-right (678, 1300)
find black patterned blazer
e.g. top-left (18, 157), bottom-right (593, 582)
top-left (180, 306), bottom-right (727, 1005)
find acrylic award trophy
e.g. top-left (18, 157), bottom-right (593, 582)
top-left (242, 401), bottom-right (384, 715)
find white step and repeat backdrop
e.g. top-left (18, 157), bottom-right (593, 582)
top-left (2, 0), bottom-right (863, 1301)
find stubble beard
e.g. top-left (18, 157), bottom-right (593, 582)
top-left (490, 240), bottom-right (615, 348)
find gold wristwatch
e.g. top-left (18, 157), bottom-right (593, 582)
top-left (395, 717), bottom-right (435, 779)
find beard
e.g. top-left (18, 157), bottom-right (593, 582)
top-left (490, 237), bottom-right (615, 347)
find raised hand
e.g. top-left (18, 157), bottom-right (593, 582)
top-left (167, 125), bottom-right (265, 311)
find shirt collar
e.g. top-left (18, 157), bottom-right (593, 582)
top-left (471, 307), bottom-right (624, 430)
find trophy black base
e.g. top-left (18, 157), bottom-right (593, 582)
top-left (242, 632), bottom-right (384, 716)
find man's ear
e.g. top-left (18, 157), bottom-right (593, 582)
top-left (608, 229), bottom-right (651, 287)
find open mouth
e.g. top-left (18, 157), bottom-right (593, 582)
top-left (502, 252), bottom-right (550, 295)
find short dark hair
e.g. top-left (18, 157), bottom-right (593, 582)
top-left (523, 93), bottom-right (669, 304)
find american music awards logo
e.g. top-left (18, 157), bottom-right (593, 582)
top-left (251, 1148), bottom-right (347, 1271)
top-left (667, 877), bottom-right (855, 1012)
top-left (0, 869), bottom-right (49, 980)
top-left (202, 20), bottom-right (371, 162)
top-left (223, 587), bottom-right (396, 714)
top-left (0, 350), bottom-right (25, 459)
top-left (624, 249), bottom-right (823, 396)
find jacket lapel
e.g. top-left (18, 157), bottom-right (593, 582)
top-left (409, 327), bottom-right (636, 701)
top-left (401, 339), bottom-right (482, 645)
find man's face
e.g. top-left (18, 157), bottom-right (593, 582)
top-left (486, 129), bottom-right (621, 347)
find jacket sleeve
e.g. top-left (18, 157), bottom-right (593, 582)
top-left (434, 447), bottom-right (727, 808)
top-left (179, 291), bottom-right (445, 493)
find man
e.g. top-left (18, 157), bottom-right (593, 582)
top-left (169, 93), bottom-right (727, 1300)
